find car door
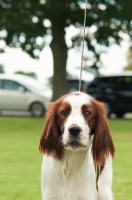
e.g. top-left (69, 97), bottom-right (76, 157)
top-left (111, 76), bottom-right (132, 112)
top-left (121, 76), bottom-right (132, 111)
top-left (0, 79), bottom-right (32, 111)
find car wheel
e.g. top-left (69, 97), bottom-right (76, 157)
top-left (115, 112), bottom-right (125, 118)
top-left (105, 103), bottom-right (112, 118)
top-left (30, 103), bottom-right (44, 117)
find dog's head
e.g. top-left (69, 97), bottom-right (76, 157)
top-left (39, 92), bottom-right (115, 165)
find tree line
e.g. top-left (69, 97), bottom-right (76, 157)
top-left (0, 0), bottom-right (132, 100)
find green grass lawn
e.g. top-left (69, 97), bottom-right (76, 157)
top-left (109, 119), bottom-right (132, 200)
top-left (0, 117), bottom-right (44, 200)
top-left (0, 117), bottom-right (132, 200)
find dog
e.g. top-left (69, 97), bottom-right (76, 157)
top-left (39, 91), bottom-right (115, 200)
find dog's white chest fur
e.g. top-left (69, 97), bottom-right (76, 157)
top-left (41, 151), bottom-right (97, 200)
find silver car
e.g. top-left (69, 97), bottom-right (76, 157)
top-left (0, 74), bottom-right (50, 117)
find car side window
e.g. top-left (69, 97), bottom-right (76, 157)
top-left (113, 77), bottom-right (124, 87)
top-left (98, 77), bottom-right (111, 86)
top-left (2, 80), bottom-right (23, 91)
top-left (113, 76), bottom-right (132, 89)
top-left (0, 80), bottom-right (2, 89)
top-left (123, 76), bottom-right (132, 88)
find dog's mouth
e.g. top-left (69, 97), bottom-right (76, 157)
top-left (64, 140), bottom-right (87, 150)
top-left (70, 140), bottom-right (81, 149)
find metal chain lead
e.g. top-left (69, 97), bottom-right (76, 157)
top-left (79, 0), bottom-right (88, 91)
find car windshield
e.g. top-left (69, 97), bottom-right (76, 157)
top-left (19, 77), bottom-right (45, 92)
top-left (26, 83), bottom-right (44, 92)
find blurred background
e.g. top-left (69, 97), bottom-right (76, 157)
top-left (0, 1), bottom-right (132, 200)
top-left (0, 0), bottom-right (132, 118)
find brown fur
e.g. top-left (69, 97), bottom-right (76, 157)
top-left (39, 95), bottom-right (71, 160)
top-left (91, 100), bottom-right (115, 166)
top-left (81, 100), bottom-right (115, 166)
top-left (39, 93), bottom-right (115, 165)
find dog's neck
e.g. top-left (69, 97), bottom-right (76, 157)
top-left (61, 148), bottom-right (92, 179)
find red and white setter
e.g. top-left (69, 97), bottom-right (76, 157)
top-left (39, 91), bottom-right (115, 200)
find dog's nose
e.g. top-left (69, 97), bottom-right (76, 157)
top-left (68, 126), bottom-right (81, 136)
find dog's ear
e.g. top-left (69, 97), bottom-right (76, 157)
top-left (39, 102), bottom-right (64, 160)
top-left (92, 100), bottom-right (115, 166)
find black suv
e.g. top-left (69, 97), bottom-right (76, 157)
top-left (88, 72), bottom-right (132, 117)
top-left (67, 79), bottom-right (89, 93)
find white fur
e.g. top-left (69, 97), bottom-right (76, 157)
top-left (41, 92), bottom-right (114, 200)
top-left (63, 92), bottom-right (93, 151)
top-left (41, 153), bottom-right (113, 200)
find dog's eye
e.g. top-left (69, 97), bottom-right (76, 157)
top-left (61, 110), bottom-right (68, 116)
top-left (84, 110), bottom-right (90, 116)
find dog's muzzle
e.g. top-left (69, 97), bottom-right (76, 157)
top-left (68, 125), bottom-right (81, 136)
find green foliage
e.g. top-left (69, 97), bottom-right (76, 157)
top-left (0, 64), bottom-right (4, 73)
top-left (15, 71), bottom-right (37, 79)
top-left (0, 0), bottom-right (132, 99)
top-left (124, 64), bottom-right (132, 71)
top-left (0, 0), bottom-right (132, 60)
top-left (124, 46), bottom-right (132, 71)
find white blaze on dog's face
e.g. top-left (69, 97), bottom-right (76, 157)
top-left (62, 92), bottom-right (95, 151)
top-left (40, 91), bottom-right (115, 162)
